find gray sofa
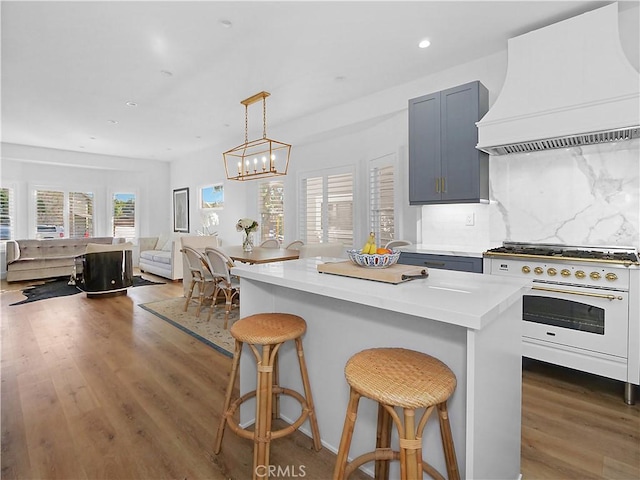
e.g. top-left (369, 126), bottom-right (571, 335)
top-left (5, 237), bottom-right (125, 282)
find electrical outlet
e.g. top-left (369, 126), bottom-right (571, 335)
top-left (465, 213), bottom-right (475, 226)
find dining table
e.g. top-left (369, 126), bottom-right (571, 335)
top-left (220, 246), bottom-right (300, 265)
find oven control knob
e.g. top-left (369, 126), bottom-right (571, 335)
top-left (534, 267), bottom-right (544, 275)
top-left (590, 272), bottom-right (601, 280)
top-left (547, 268), bottom-right (557, 276)
top-left (575, 270), bottom-right (586, 279)
top-left (522, 266), bottom-right (531, 274)
top-left (605, 273), bottom-right (618, 281)
top-left (561, 269), bottom-right (571, 277)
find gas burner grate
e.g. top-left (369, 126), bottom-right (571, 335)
top-left (485, 243), bottom-right (640, 264)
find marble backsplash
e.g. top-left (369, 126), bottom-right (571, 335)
top-left (420, 138), bottom-right (639, 250)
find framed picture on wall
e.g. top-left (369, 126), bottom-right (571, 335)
top-left (200, 183), bottom-right (224, 209)
top-left (173, 187), bottom-right (189, 233)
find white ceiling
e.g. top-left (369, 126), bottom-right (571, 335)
top-left (1, 0), bottom-right (617, 162)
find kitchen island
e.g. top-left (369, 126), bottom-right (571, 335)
top-left (231, 257), bottom-right (530, 479)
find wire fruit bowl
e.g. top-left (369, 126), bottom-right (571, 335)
top-left (346, 249), bottom-right (401, 268)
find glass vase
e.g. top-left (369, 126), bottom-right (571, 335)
top-left (242, 231), bottom-right (254, 252)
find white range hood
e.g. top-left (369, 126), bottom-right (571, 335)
top-left (477, 3), bottom-right (640, 156)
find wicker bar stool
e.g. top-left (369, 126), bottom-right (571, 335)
top-left (214, 313), bottom-right (322, 480)
top-left (333, 348), bottom-right (459, 480)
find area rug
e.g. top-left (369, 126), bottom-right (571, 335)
top-left (9, 275), bottom-right (165, 306)
top-left (139, 297), bottom-right (236, 358)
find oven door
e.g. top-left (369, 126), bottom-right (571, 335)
top-left (522, 283), bottom-right (629, 358)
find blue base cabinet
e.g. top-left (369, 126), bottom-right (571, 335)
top-left (399, 252), bottom-right (483, 273)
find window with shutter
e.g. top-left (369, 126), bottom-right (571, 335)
top-left (258, 181), bottom-right (284, 242)
top-left (369, 160), bottom-right (395, 247)
top-left (36, 190), bottom-right (65, 239)
top-left (69, 191), bottom-right (94, 238)
top-left (0, 187), bottom-right (14, 241)
top-left (113, 193), bottom-right (136, 241)
top-left (299, 169), bottom-right (353, 246)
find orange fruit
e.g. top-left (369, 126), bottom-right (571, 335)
top-left (376, 248), bottom-right (391, 255)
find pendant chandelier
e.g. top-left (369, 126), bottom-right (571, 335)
top-left (223, 91), bottom-right (291, 181)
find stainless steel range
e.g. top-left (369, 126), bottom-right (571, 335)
top-left (483, 242), bottom-right (640, 404)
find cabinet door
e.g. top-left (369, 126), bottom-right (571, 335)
top-left (441, 81), bottom-right (489, 202)
top-left (409, 92), bottom-right (441, 204)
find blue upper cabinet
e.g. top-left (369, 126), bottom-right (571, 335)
top-left (409, 81), bottom-right (489, 204)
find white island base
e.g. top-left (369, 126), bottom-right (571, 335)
top-left (233, 258), bottom-right (529, 479)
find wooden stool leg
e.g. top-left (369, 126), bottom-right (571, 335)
top-left (332, 388), bottom-right (361, 480)
top-left (253, 344), bottom-right (275, 480)
top-left (272, 352), bottom-right (280, 420)
top-left (437, 402), bottom-right (460, 480)
top-left (294, 338), bottom-right (321, 451)
top-left (400, 409), bottom-right (422, 480)
top-left (375, 403), bottom-right (392, 480)
top-left (214, 340), bottom-right (243, 454)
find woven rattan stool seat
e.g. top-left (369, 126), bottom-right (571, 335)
top-left (230, 313), bottom-right (307, 345)
top-left (345, 347), bottom-right (456, 409)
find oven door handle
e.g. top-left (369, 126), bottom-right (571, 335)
top-left (531, 285), bottom-right (623, 301)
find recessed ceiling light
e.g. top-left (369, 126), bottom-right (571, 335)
top-left (418, 39), bottom-right (431, 49)
top-left (220, 19), bottom-right (232, 28)
top-left (160, 70), bottom-right (173, 77)
top-left (195, 136), bottom-right (202, 139)
top-left (335, 75), bottom-right (346, 81)
top-left (89, 136), bottom-right (96, 140)
top-left (107, 119), bottom-right (118, 124)
top-left (125, 101), bottom-right (138, 107)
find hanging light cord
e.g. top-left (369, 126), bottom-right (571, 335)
top-left (244, 104), bottom-right (249, 144)
top-left (262, 96), bottom-right (267, 139)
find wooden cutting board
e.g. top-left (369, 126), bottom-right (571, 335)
top-left (317, 260), bottom-right (428, 284)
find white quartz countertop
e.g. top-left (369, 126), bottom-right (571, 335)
top-left (232, 257), bottom-right (529, 330)
top-left (399, 244), bottom-right (490, 258)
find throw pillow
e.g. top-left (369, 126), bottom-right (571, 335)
top-left (156, 233), bottom-right (170, 250)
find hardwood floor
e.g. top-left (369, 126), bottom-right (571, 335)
top-left (2, 274), bottom-right (639, 479)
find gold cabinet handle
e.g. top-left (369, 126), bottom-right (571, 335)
top-left (435, 178), bottom-right (440, 193)
top-left (441, 177), bottom-right (445, 192)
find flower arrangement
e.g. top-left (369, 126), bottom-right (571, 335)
top-left (236, 218), bottom-right (259, 234)
top-left (236, 218), bottom-right (259, 251)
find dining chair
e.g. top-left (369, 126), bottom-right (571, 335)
top-left (384, 240), bottom-right (411, 249)
top-left (204, 247), bottom-right (241, 328)
top-left (181, 246), bottom-right (217, 318)
top-left (260, 238), bottom-right (280, 248)
top-left (285, 240), bottom-right (304, 250)
top-left (297, 243), bottom-right (344, 258)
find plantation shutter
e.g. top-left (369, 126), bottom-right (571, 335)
top-left (36, 190), bottom-right (65, 238)
top-left (326, 173), bottom-right (353, 246)
top-left (0, 187), bottom-right (14, 241)
top-left (113, 193), bottom-right (136, 240)
top-left (299, 170), bottom-right (353, 246)
top-left (69, 191), bottom-right (94, 238)
top-left (369, 163), bottom-right (395, 247)
top-left (258, 181), bottom-right (284, 242)
top-left (301, 176), bottom-right (323, 244)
